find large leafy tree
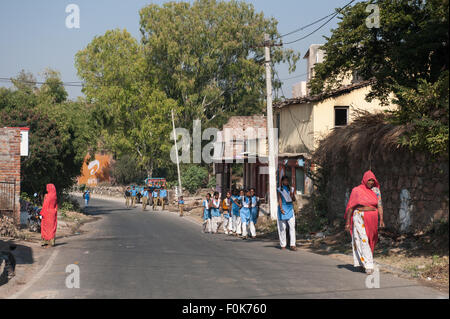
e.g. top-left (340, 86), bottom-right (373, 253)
top-left (75, 29), bottom-right (178, 176)
top-left (0, 71), bottom-right (96, 196)
top-left (309, 0), bottom-right (449, 156)
top-left (139, 0), bottom-right (300, 128)
top-left (75, 1), bottom-right (300, 180)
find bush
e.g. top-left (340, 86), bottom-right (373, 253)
top-left (207, 176), bottom-right (216, 189)
top-left (111, 154), bottom-right (147, 185)
top-left (181, 165), bottom-right (209, 194)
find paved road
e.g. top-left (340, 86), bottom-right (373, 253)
top-left (13, 197), bottom-right (448, 299)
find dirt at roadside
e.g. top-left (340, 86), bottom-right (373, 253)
top-left (0, 209), bottom-right (98, 297)
top-left (277, 227), bottom-right (449, 293)
top-left (11, 210), bottom-right (98, 243)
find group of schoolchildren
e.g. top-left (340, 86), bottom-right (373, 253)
top-left (201, 188), bottom-right (260, 240)
top-left (124, 186), bottom-right (168, 211)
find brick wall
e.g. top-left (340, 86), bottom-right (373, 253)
top-left (0, 128), bottom-right (21, 224)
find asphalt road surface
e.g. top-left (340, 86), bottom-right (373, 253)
top-left (12, 197), bottom-right (448, 299)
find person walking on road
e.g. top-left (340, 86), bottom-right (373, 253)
top-left (131, 186), bottom-right (137, 208)
top-left (222, 191), bottom-right (232, 235)
top-left (152, 189), bottom-right (159, 211)
top-left (345, 170), bottom-right (385, 275)
top-left (178, 196), bottom-right (185, 217)
top-left (231, 190), bottom-right (242, 237)
top-left (202, 193), bottom-right (212, 233)
top-left (142, 187), bottom-right (150, 211)
top-left (210, 192), bottom-right (222, 234)
top-left (124, 187), bottom-right (131, 208)
top-left (159, 186), bottom-right (168, 211)
top-left (277, 176), bottom-right (297, 251)
top-left (240, 189), bottom-right (252, 240)
top-left (249, 188), bottom-right (259, 239)
top-left (83, 189), bottom-right (90, 207)
top-left (40, 184), bottom-right (58, 248)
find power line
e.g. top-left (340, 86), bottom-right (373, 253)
top-left (281, 0), bottom-right (356, 46)
top-left (279, 72), bottom-right (308, 81)
top-left (0, 77), bottom-right (84, 87)
top-left (277, 12), bottom-right (336, 39)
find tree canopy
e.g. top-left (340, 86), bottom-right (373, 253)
top-left (139, 0), bottom-right (299, 128)
top-left (309, 0), bottom-right (449, 156)
top-left (75, 29), bottom-right (178, 176)
top-left (0, 70), bottom-right (96, 197)
top-left (75, 0), bottom-right (300, 178)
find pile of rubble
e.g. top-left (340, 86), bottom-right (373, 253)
top-left (0, 216), bottom-right (18, 238)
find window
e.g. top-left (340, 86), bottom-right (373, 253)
top-left (335, 106), bottom-right (349, 127)
top-left (295, 168), bottom-right (305, 194)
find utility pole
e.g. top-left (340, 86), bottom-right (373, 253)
top-left (264, 33), bottom-right (280, 221)
top-left (171, 109), bottom-right (183, 198)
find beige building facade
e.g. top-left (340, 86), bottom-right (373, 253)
top-left (273, 44), bottom-right (397, 196)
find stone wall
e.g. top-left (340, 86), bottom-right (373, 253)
top-left (324, 150), bottom-right (449, 234)
top-left (0, 128), bottom-right (21, 224)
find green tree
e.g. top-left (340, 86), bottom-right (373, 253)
top-left (181, 165), bottom-right (209, 193)
top-left (75, 29), bottom-right (178, 176)
top-left (0, 70), bottom-right (97, 196)
top-left (309, 0), bottom-right (449, 156)
top-left (111, 154), bottom-right (148, 185)
top-left (38, 68), bottom-right (68, 104)
top-left (139, 0), bottom-right (300, 129)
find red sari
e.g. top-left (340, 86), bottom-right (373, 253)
top-left (40, 184), bottom-right (58, 241)
top-left (345, 171), bottom-right (380, 253)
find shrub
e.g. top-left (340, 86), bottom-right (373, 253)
top-left (181, 165), bottom-right (209, 194)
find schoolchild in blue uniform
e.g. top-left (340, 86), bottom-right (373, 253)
top-left (202, 193), bottom-right (212, 233)
top-left (240, 189), bottom-right (251, 240)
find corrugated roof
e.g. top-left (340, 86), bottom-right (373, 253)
top-left (274, 80), bottom-right (374, 109)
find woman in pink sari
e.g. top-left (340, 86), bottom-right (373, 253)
top-left (40, 184), bottom-right (58, 247)
top-left (345, 171), bottom-right (385, 274)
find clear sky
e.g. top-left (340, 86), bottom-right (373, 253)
top-left (0, 0), bottom-right (358, 100)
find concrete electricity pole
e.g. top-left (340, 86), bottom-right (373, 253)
top-left (264, 33), bottom-right (280, 221)
top-left (171, 109), bottom-right (183, 198)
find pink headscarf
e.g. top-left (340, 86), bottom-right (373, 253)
top-left (344, 170), bottom-right (379, 220)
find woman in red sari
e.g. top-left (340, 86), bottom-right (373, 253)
top-left (40, 184), bottom-right (58, 247)
top-left (345, 171), bottom-right (385, 274)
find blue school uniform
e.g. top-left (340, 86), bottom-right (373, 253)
top-left (240, 196), bottom-right (251, 225)
top-left (152, 191), bottom-right (158, 198)
top-left (131, 189), bottom-right (137, 197)
top-left (231, 196), bottom-right (240, 217)
top-left (143, 190), bottom-right (149, 198)
top-left (250, 195), bottom-right (259, 224)
top-left (277, 185), bottom-right (294, 221)
top-left (210, 198), bottom-right (221, 218)
top-left (203, 199), bottom-right (211, 220)
top-left (178, 199), bottom-right (184, 205)
top-left (159, 189), bottom-right (167, 198)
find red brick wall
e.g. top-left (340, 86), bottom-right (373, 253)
top-left (0, 128), bottom-right (21, 224)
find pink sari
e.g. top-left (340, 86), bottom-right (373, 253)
top-left (345, 171), bottom-right (380, 253)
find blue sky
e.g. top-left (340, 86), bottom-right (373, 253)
top-left (0, 0), bottom-right (358, 99)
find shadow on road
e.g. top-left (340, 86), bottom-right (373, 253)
top-left (81, 206), bottom-right (129, 216)
top-left (337, 264), bottom-right (365, 273)
top-left (0, 240), bottom-right (34, 286)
